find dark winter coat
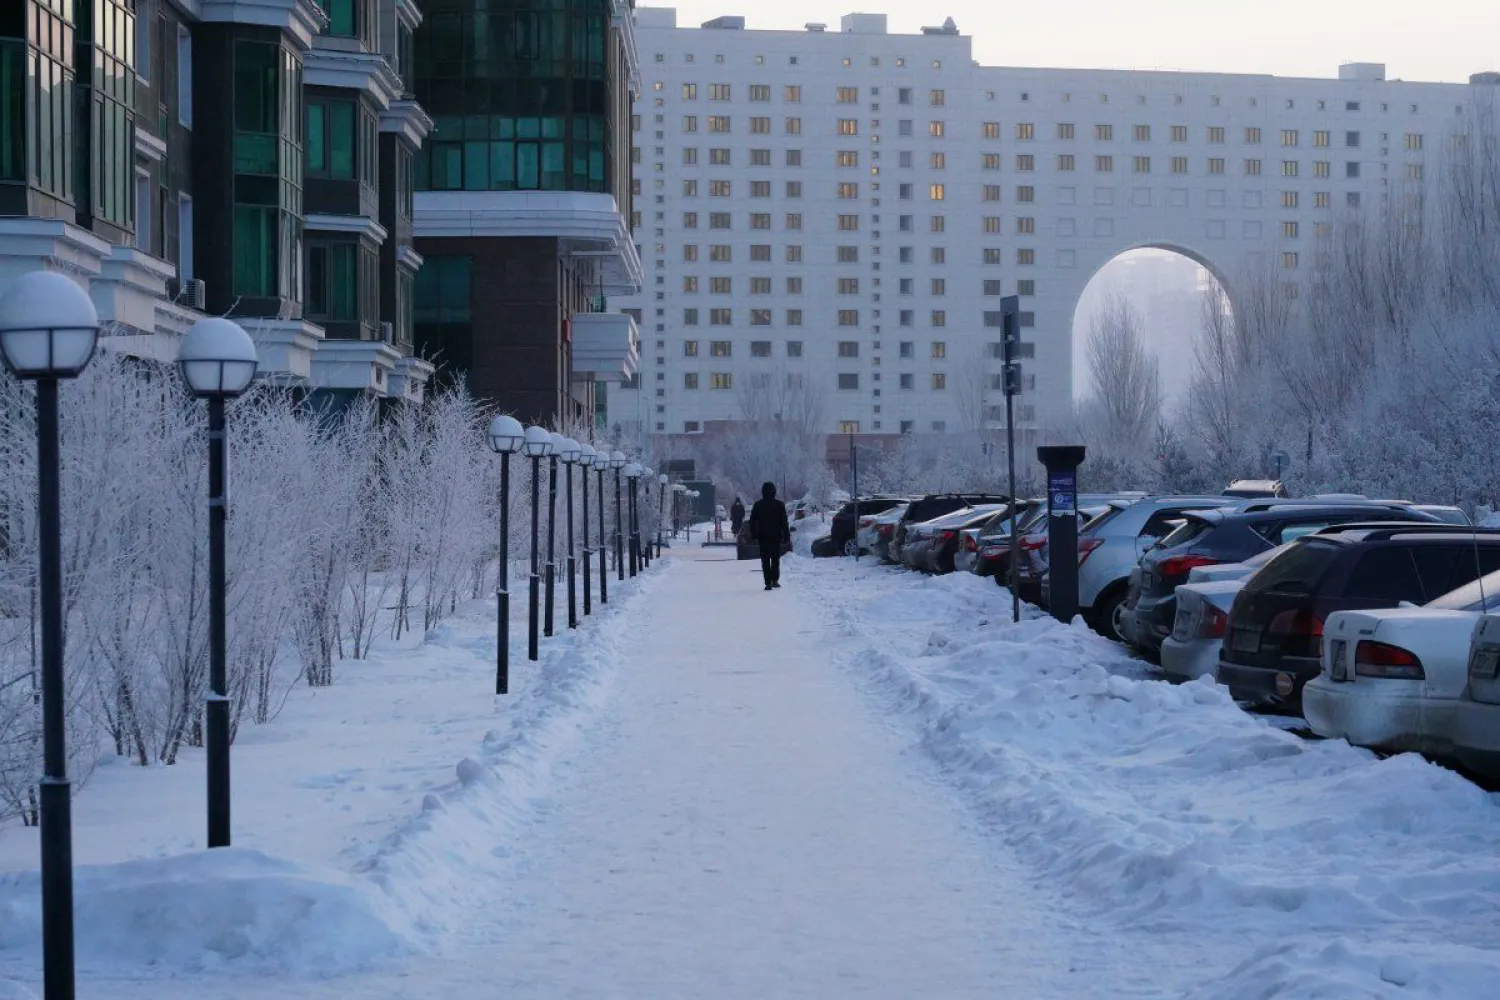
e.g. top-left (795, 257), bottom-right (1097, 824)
top-left (747, 484), bottom-right (791, 547)
top-left (730, 500), bottom-right (746, 532)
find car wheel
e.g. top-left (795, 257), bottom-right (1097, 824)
top-left (842, 538), bottom-right (859, 557)
top-left (1094, 589), bottom-right (1129, 643)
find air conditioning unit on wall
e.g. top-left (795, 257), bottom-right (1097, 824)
top-left (169, 277), bottom-right (206, 310)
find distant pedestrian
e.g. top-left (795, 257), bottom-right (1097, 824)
top-left (747, 482), bottom-right (791, 590)
top-left (730, 497), bottom-right (746, 536)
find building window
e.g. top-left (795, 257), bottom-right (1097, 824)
top-left (1133, 156), bottom-right (1150, 173)
top-left (1244, 158), bottom-right (1262, 175)
top-left (413, 254), bottom-right (471, 339)
top-left (1057, 154), bottom-right (1075, 171)
top-left (931, 373), bottom-right (947, 390)
top-left (750, 309), bottom-right (772, 326)
top-left (306, 242), bottom-right (360, 321)
top-left (683, 373), bottom-right (699, 389)
top-left (751, 340), bottom-right (772, 356)
top-left (1015, 154), bottom-right (1034, 171)
top-left (1207, 126), bottom-right (1225, 143)
top-left (232, 39), bottom-right (303, 301)
top-left (982, 153), bottom-right (1001, 170)
top-left (1282, 221), bottom-right (1299, 238)
top-left (930, 121), bottom-right (945, 137)
top-left (710, 373), bottom-right (732, 390)
top-left (1057, 123), bottom-right (1075, 140)
top-left (710, 309), bottom-right (732, 325)
top-left (1171, 125), bottom-right (1188, 142)
top-left (838, 374), bottom-right (860, 391)
top-left (1133, 124), bottom-right (1150, 141)
top-left (1282, 160), bottom-right (1299, 177)
top-left (1171, 156), bottom-right (1187, 174)
top-left (709, 83), bottom-right (731, 100)
top-left (1095, 124), bottom-right (1112, 141)
top-left (838, 421), bottom-right (860, 433)
top-left (710, 340), bottom-right (732, 356)
top-left (1016, 122), bottom-right (1034, 140)
top-left (1095, 155), bottom-right (1113, 172)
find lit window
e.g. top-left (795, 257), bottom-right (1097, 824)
top-left (1016, 123), bottom-right (1035, 140)
top-left (929, 184), bottom-right (945, 200)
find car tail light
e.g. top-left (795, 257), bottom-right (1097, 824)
top-left (1354, 640), bottom-right (1425, 680)
top-left (938, 530), bottom-right (956, 542)
top-left (1077, 537), bottom-right (1104, 566)
top-left (961, 533), bottom-right (977, 551)
top-left (1021, 536), bottom-right (1046, 551)
top-left (1199, 606), bottom-right (1229, 638)
top-left (859, 516), bottom-right (876, 527)
top-left (1269, 609), bottom-right (1323, 636)
top-left (1267, 609), bottom-right (1324, 656)
top-left (878, 524), bottom-right (894, 538)
top-left (1158, 554), bottom-right (1221, 578)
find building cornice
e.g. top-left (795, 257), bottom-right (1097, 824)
top-left (309, 338), bottom-right (405, 394)
top-left (414, 191), bottom-right (643, 292)
top-left (304, 213), bottom-right (390, 244)
top-left (134, 127), bottom-right (168, 163)
top-left (396, 245), bottom-right (424, 272)
top-left (305, 48), bottom-right (403, 110)
top-left (197, 0), bottom-right (329, 52)
top-left (395, 0), bottom-right (423, 31)
top-left (380, 98), bottom-right (434, 146)
top-left (242, 318), bottom-right (326, 380)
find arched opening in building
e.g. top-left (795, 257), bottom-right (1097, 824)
top-left (1070, 246), bottom-right (1234, 416)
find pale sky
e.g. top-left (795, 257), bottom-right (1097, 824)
top-left (655, 1), bottom-right (1499, 84)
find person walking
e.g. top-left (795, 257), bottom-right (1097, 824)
top-left (747, 482), bottom-right (791, 590)
top-left (730, 496), bottom-right (746, 536)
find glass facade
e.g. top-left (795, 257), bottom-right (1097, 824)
top-left (80, 0), bottom-right (136, 230)
top-left (414, 0), bottom-right (617, 194)
top-left (13, 0), bottom-right (76, 201)
top-left (414, 254), bottom-right (472, 366)
top-left (232, 38), bottom-right (303, 301)
top-left (0, 40), bottom-right (24, 182)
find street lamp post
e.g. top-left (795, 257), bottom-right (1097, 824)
top-left (177, 317), bottom-right (260, 852)
top-left (672, 483), bottom-right (686, 538)
top-left (545, 432), bottom-right (565, 638)
top-left (522, 426), bottom-right (552, 660)
top-left (610, 451), bottom-right (626, 581)
top-left (0, 271), bottom-right (103, 1000)
top-left (578, 444), bottom-right (596, 616)
top-left (597, 454), bottom-right (610, 604)
top-left (558, 437), bottom-right (582, 629)
top-left (486, 416), bottom-right (525, 694)
top-left (625, 463), bottom-right (642, 577)
top-left (639, 467), bottom-right (653, 569)
top-left (657, 474), bottom-right (669, 557)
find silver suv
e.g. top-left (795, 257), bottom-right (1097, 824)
top-left (1071, 496), bottom-right (1230, 641)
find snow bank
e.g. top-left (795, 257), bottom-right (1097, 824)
top-left (347, 569), bottom-right (664, 937)
top-left (0, 849), bottom-right (413, 976)
top-left (818, 560), bottom-right (1500, 997)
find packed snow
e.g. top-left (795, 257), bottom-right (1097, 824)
top-left (0, 547), bottom-right (1497, 998)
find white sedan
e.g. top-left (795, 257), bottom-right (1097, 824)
top-left (1451, 613), bottom-right (1500, 779)
top-left (1159, 580), bottom-right (1244, 681)
top-left (1157, 546), bottom-right (1287, 681)
top-left (1305, 569), bottom-right (1500, 753)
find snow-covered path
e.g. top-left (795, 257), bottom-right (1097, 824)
top-left (90, 548), bottom-right (1178, 999)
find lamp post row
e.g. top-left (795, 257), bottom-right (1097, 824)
top-left (0, 269), bottom-right (668, 1000)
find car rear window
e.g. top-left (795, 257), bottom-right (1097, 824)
top-left (1427, 562), bottom-right (1500, 611)
top-left (1341, 547), bottom-right (1424, 602)
top-left (1251, 539), bottom-right (1343, 595)
top-left (1160, 518), bottom-right (1214, 549)
top-left (1411, 544), bottom-right (1500, 601)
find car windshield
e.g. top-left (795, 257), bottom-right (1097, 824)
top-left (1159, 517), bottom-right (1214, 550)
top-left (1248, 539), bottom-right (1342, 595)
top-left (1427, 567), bottom-right (1500, 612)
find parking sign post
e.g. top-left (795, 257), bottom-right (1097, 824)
top-left (1037, 445), bottom-right (1087, 625)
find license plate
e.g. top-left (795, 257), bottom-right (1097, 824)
top-left (1173, 610), bottom-right (1194, 642)
top-left (1229, 628), bottom-right (1261, 654)
top-left (1329, 639), bottom-right (1348, 681)
top-left (1470, 647), bottom-right (1500, 680)
top-left (1140, 572), bottom-right (1153, 591)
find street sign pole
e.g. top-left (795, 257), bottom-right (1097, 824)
top-left (1001, 295), bottom-right (1022, 624)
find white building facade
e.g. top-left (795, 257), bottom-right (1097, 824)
top-left (613, 7), bottom-right (1490, 443)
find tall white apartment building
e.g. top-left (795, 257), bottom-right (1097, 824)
top-left (612, 8), bottom-right (1490, 444)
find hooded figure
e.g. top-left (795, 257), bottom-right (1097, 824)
top-left (747, 482), bottom-right (791, 590)
top-left (730, 496), bottom-right (746, 535)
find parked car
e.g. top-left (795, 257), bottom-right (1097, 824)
top-left (1122, 502), bottom-right (1435, 655)
top-left (1020, 504), bottom-right (1120, 607)
top-left (861, 504), bottom-right (910, 563)
top-left (1063, 496), bottom-right (1230, 640)
top-left (904, 504), bottom-right (1011, 574)
top-left (972, 500), bottom-right (1047, 583)
top-left (1411, 504), bottom-right (1471, 525)
top-left (889, 493), bottom-right (1010, 565)
top-left (829, 497), bottom-right (907, 556)
top-left (1217, 523), bottom-right (1500, 714)
top-left (1223, 479), bottom-right (1289, 499)
top-left (1304, 565), bottom-right (1500, 753)
top-left (1157, 547), bottom-right (1287, 680)
top-left (1451, 614), bottom-right (1500, 779)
